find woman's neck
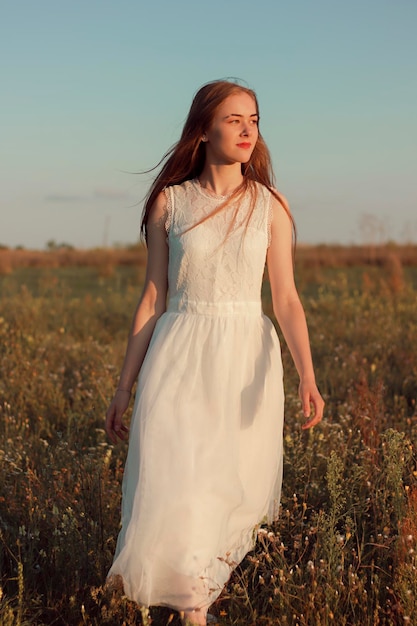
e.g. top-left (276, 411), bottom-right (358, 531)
top-left (198, 165), bottom-right (243, 197)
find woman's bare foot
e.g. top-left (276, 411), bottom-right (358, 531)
top-left (180, 609), bottom-right (207, 625)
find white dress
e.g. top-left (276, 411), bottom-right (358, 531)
top-left (107, 179), bottom-right (284, 611)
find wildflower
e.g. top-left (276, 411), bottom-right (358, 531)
top-left (104, 448), bottom-right (112, 467)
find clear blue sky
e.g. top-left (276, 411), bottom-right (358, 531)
top-left (2, 0), bottom-right (416, 248)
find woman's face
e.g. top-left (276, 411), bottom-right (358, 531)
top-left (203, 91), bottom-right (259, 166)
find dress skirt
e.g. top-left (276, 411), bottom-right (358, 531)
top-left (107, 300), bottom-right (284, 611)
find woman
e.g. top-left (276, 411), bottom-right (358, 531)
top-left (105, 79), bottom-right (324, 626)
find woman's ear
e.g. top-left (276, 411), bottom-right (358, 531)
top-left (201, 134), bottom-right (208, 142)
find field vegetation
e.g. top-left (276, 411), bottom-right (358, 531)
top-left (0, 245), bottom-right (417, 625)
top-left (2, 243), bottom-right (417, 273)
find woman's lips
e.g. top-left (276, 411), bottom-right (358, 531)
top-left (236, 142), bottom-right (251, 149)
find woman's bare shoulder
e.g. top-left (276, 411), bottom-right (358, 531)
top-left (148, 191), bottom-right (168, 226)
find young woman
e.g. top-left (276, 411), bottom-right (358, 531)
top-left (105, 79), bottom-right (324, 626)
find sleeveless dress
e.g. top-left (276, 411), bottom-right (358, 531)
top-left (107, 179), bottom-right (284, 611)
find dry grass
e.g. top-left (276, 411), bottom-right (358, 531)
top-left (0, 263), bottom-right (417, 625)
top-left (0, 246), bottom-right (148, 272)
top-left (1, 244), bottom-right (417, 274)
top-left (295, 244), bottom-right (417, 269)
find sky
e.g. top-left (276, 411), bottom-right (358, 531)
top-left (1, 0), bottom-right (416, 248)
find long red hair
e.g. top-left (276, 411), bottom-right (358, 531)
top-left (140, 79), bottom-right (294, 241)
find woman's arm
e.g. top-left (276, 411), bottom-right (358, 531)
top-left (105, 192), bottom-right (169, 443)
top-left (267, 194), bottom-right (324, 429)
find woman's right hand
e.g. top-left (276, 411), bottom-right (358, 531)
top-left (104, 193), bottom-right (169, 445)
top-left (105, 390), bottom-right (131, 443)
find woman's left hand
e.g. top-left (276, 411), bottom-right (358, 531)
top-left (299, 379), bottom-right (324, 429)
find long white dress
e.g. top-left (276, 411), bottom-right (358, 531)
top-left (107, 179), bottom-right (284, 611)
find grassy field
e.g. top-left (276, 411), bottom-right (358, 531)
top-left (1, 248), bottom-right (417, 625)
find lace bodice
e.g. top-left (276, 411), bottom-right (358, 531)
top-left (165, 180), bottom-right (272, 313)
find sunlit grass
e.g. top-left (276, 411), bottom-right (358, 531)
top-left (1, 259), bottom-right (417, 625)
